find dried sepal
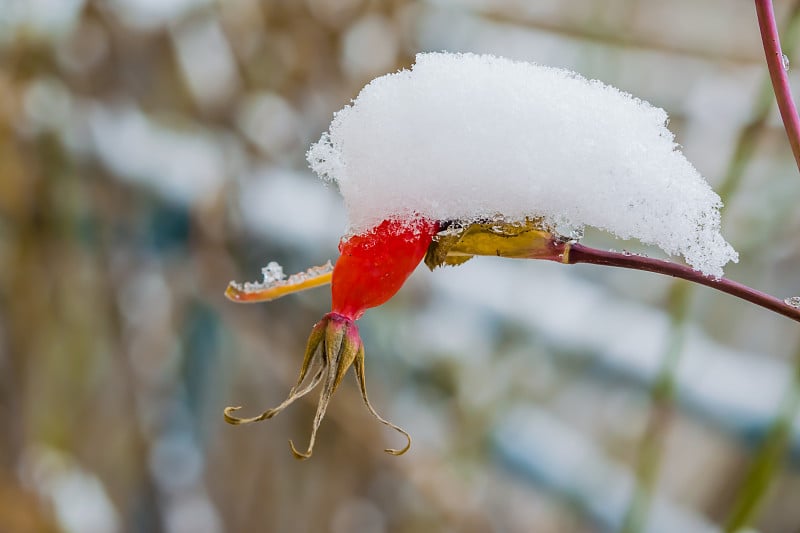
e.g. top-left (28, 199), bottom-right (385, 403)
top-left (225, 313), bottom-right (408, 460)
top-left (289, 315), bottom-right (359, 459)
top-left (353, 344), bottom-right (411, 456)
top-left (223, 368), bottom-right (324, 424)
top-left (224, 320), bottom-right (328, 425)
top-left (425, 218), bottom-right (563, 270)
top-left (225, 261), bottom-right (333, 303)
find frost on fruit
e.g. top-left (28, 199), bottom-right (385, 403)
top-left (307, 52), bottom-right (738, 277)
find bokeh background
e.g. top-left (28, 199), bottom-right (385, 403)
top-left (3, 0), bottom-right (800, 532)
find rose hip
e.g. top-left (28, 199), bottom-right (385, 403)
top-left (332, 217), bottom-right (439, 320)
top-left (225, 216), bottom-right (439, 458)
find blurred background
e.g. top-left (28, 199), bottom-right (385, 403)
top-left (2, 0), bottom-right (800, 532)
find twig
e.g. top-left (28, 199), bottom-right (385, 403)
top-left (617, 4), bottom-right (800, 522)
top-left (716, 4), bottom-right (800, 530)
top-left (560, 243), bottom-right (800, 324)
top-left (755, 0), bottom-right (800, 171)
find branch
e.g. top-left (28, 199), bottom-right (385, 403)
top-left (562, 243), bottom-right (800, 324)
top-left (425, 223), bottom-right (800, 324)
top-left (756, 0), bottom-right (800, 171)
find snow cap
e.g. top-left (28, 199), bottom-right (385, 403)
top-left (307, 52), bottom-right (738, 277)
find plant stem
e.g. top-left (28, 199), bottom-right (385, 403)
top-left (716, 6), bottom-right (800, 529)
top-left (724, 344), bottom-right (800, 532)
top-left (562, 240), bottom-right (800, 532)
top-left (755, 0), bottom-right (800, 171)
top-left (618, 4), bottom-right (800, 521)
top-left (559, 243), bottom-right (800, 324)
top-left (620, 281), bottom-right (692, 533)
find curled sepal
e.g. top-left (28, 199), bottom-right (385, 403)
top-left (225, 261), bottom-right (333, 303)
top-left (224, 312), bottom-right (409, 460)
top-left (353, 343), bottom-right (411, 456)
top-left (223, 319), bottom-right (328, 424)
top-left (288, 314), bottom-right (358, 460)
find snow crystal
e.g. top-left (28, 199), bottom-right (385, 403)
top-left (785, 296), bottom-right (800, 309)
top-left (229, 261), bottom-right (333, 294)
top-left (261, 262), bottom-right (286, 285)
top-left (307, 52), bottom-right (738, 277)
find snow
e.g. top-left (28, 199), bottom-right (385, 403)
top-left (260, 262), bottom-right (286, 285)
top-left (228, 261), bottom-right (333, 294)
top-left (307, 52), bottom-right (738, 276)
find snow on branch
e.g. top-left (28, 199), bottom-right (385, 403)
top-left (307, 52), bottom-right (738, 277)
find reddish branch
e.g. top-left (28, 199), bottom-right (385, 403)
top-left (553, 243), bottom-right (800, 324)
top-left (756, 0), bottom-right (800, 171)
